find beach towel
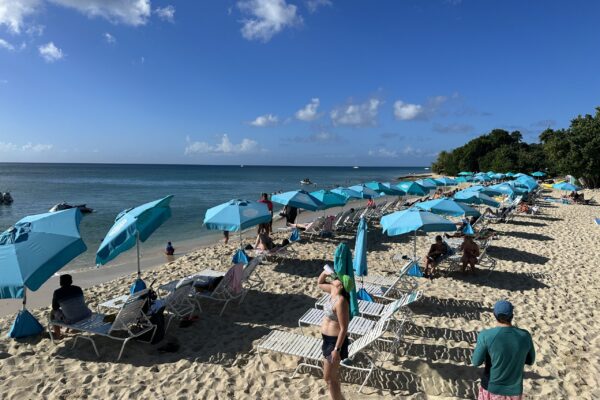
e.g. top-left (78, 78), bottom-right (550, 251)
top-left (232, 249), bottom-right (249, 264)
top-left (223, 263), bottom-right (244, 295)
top-left (333, 243), bottom-right (359, 319)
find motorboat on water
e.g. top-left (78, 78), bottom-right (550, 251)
top-left (300, 178), bottom-right (315, 185)
top-left (1, 192), bottom-right (13, 205)
top-left (49, 202), bottom-right (94, 214)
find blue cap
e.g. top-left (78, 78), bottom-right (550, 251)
top-left (494, 300), bottom-right (513, 317)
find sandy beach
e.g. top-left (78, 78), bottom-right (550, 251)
top-left (1, 189), bottom-right (599, 399)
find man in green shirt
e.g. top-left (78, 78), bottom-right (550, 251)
top-left (472, 300), bottom-right (535, 400)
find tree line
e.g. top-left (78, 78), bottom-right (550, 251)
top-left (431, 107), bottom-right (600, 188)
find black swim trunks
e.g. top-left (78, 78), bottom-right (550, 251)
top-left (322, 334), bottom-right (349, 361)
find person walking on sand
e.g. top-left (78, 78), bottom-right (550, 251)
top-left (472, 300), bottom-right (535, 400)
top-left (317, 267), bottom-right (350, 400)
top-left (258, 192), bottom-right (274, 233)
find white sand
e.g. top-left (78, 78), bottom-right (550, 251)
top-left (1, 190), bottom-right (599, 399)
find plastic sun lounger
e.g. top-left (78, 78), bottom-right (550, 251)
top-left (48, 289), bottom-right (156, 360)
top-left (256, 306), bottom-right (391, 393)
top-left (299, 292), bottom-right (419, 342)
top-left (361, 259), bottom-right (417, 291)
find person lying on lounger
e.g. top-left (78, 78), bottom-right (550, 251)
top-left (253, 230), bottom-right (290, 252)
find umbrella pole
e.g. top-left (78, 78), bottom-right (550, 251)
top-left (136, 232), bottom-right (141, 277)
top-left (413, 230), bottom-right (417, 262)
top-left (22, 287), bottom-right (27, 311)
top-left (239, 231), bottom-right (243, 249)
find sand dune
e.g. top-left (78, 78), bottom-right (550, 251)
top-left (1, 190), bottom-right (599, 399)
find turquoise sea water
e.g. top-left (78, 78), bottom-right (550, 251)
top-left (0, 163), bottom-right (427, 269)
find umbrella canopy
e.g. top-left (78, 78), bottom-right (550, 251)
top-left (382, 182), bottom-right (407, 195)
top-left (415, 179), bottom-right (437, 189)
top-left (474, 174), bottom-right (492, 182)
top-left (488, 183), bottom-right (518, 196)
top-left (381, 208), bottom-right (457, 237)
top-left (515, 176), bottom-right (538, 191)
top-left (365, 181), bottom-right (402, 195)
top-left (458, 171), bottom-right (474, 176)
top-left (466, 185), bottom-right (504, 196)
top-left (454, 190), bottom-right (501, 207)
top-left (434, 176), bottom-right (458, 186)
top-left (348, 184), bottom-right (381, 199)
top-left (310, 190), bottom-right (348, 209)
top-left (415, 198), bottom-right (481, 217)
top-left (96, 195), bottom-right (174, 268)
top-left (204, 199), bottom-right (271, 231)
top-left (395, 181), bottom-right (429, 196)
top-left (532, 171), bottom-right (546, 177)
top-left (353, 217), bottom-right (368, 276)
top-left (331, 186), bottom-right (363, 199)
top-left (455, 176), bottom-right (471, 183)
top-left (492, 173), bottom-right (506, 180)
top-left (513, 173), bottom-right (526, 178)
top-left (486, 171), bottom-right (496, 177)
top-left (271, 190), bottom-right (324, 211)
top-left (553, 182), bottom-right (581, 191)
top-left (505, 172), bottom-right (515, 177)
top-left (0, 208), bottom-right (87, 299)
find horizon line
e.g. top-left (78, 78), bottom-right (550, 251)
top-left (0, 161), bottom-right (430, 168)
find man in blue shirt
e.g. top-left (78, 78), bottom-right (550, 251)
top-left (51, 274), bottom-right (92, 338)
top-left (472, 300), bottom-right (535, 399)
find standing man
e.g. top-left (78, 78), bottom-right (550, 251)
top-left (472, 300), bottom-right (535, 400)
top-left (258, 193), bottom-right (273, 233)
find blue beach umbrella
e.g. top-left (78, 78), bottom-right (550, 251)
top-left (532, 171), bottom-right (546, 177)
top-left (365, 181), bottom-right (402, 196)
top-left (466, 185), bottom-right (504, 197)
top-left (96, 195), bottom-right (174, 284)
top-left (331, 187), bottom-right (363, 199)
top-left (310, 190), bottom-right (348, 209)
top-left (415, 179), bottom-right (437, 190)
top-left (353, 217), bottom-right (368, 277)
top-left (454, 190), bottom-right (501, 207)
top-left (204, 199), bottom-right (271, 231)
top-left (489, 183), bottom-right (518, 196)
top-left (0, 209), bottom-right (87, 338)
top-left (474, 174), bottom-right (492, 182)
top-left (381, 209), bottom-right (456, 260)
top-left (395, 181), bottom-right (429, 196)
top-left (415, 198), bottom-right (481, 217)
top-left (455, 176), bottom-right (470, 183)
top-left (458, 171), bottom-right (474, 176)
top-left (424, 178), bottom-right (444, 187)
top-left (434, 177), bottom-right (458, 186)
top-left (272, 190), bottom-right (324, 211)
top-left (553, 182), bottom-right (581, 192)
top-left (492, 173), bottom-right (506, 180)
top-left (348, 184), bottom-right (381, 199)
top-left (382, 182), bottom-right (407, 195)
top-left (486, 171), bottom-right (496, 177)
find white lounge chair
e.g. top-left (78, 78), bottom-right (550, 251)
top-left (256, 308), bottom-right (391, 393)
top-left (48, 289), bottom-right (156, 360)
top-left (156, 280), bottom-right (198, 331)
top-left (360, 259), bottom-right (418, 296)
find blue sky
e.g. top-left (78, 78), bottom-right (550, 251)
top-left (1, 0), bottom-right (599, 166)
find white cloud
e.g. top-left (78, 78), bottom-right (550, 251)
top-left (155, 5), bottom-right (175, 22)
top-left (295, 98), bottom-right (320, 121)
top-left (38, 41), bottom-right (63, 62)
top-left (185, 134), bottom-right (260, 155)
top-left (21, 142), bottom-right (53, 152)
top-left (368, 148), bottom-right (397, 158)
top-left (0, 141), bottom-right (53, 152)
top-left (393, 95), bottom-right (449, 121)
top-left (0, 38), bottom-right (15, 51)
top-left (306, 0), bottom-right (331, 13)
top-left (249, 113), bottom-right (278, 127)
top-left (48, 0), bottom-right (151, 26)
top-left (237, 0), bottom-right (302, 42)
top-left (25, 23), bottom-right (44, 36)
top-left (393, 101), bottom-right (423, 120)
top-left (104, 32), bottom-right (116, 44)
top-left (330, 98), bottom-right (381, 127)
top-left (0, 0), bottom-right (41, 34)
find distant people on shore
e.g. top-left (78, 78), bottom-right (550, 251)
top-left (258, 193), bottom-right (273, 233)
top-left (223, 231), bottom-right (229, 245)
top-left (281, 205), bottom-right (298, 225)
top-left (366, 198), bottom-right (376, 209)
top-left (472, 300), bottom-right (535, 400)
top-left (50, 274), bottom-right (92, 338)
top-left (165, 241), bottom-right (175, 255)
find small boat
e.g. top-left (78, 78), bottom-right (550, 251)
top-left (1, 192), bottom-right (13, 205)
top-left (300, 178), bottom-right (315, 185)
top-left (49, 202), bottom-right (94, 214)
top-left (353, 166), bottom-right (359, 169)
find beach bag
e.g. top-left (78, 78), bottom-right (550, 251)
top-left (232, 249), bottom-right (249, 264)
top-left (289, 228), bottom-right (301, 242)
top-left (138, 305), bottom-right (166, 344)
top-left (407, 262), bottom-right (424, 278)
top-left (356, 288), bottom-right (374, 302)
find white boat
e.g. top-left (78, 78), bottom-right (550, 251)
top-left (353, 166), bottom-right (359, 169)
top-left (300, 178), bottom-right (315, 185)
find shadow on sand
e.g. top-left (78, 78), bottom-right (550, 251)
top-left (410, 296), bottom-right (492, 320)
top-left (487, 245), bottom-right (550, 265)
top-left (502, 231), bottom-right (554, 242)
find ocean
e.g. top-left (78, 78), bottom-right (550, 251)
top-left (0, 163), bottom-right (427, 270)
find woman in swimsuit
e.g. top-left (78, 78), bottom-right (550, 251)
top-left (317, 269), bottom-right (350, 400)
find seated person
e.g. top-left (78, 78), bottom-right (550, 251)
top-left (459, 237), bottom-right (480, 274)
top-left (424, 235), bottom-right (449, 277)
top-left (165, 241), bottom-right (175, 255)
top-left (445, 218), bottom-right (469, 238)
top-left (518, 202), bottom-right (530, 213)
top-left (50, 274), bottom-right (92, 338)
top-left (366, 198), bottom-right (376, 209)
top-left (253, 230), bottom-right (290, 252)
